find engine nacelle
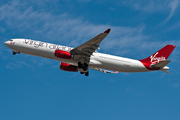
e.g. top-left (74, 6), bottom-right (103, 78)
top-left (60, 62), bottom-right (78, 72)
top-left (55, 50), bottom-right (72, 59)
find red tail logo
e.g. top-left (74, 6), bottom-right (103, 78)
top-left (150, 52), bottom-right (166, 64)
top-left (139, 44), bottom-right (176, 70)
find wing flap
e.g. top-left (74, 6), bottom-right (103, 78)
top-left (82, 48), bottom-right (95, 53)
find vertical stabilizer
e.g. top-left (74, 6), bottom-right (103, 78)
top-left (139, 44), bottom-right (176, 70)
top-left (140, 44), bottom-right (176, 64)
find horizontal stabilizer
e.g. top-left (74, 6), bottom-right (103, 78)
top-left (161, 70), bottom-right (170, 74)
top-left (151, 60), bottom-right (171, 69)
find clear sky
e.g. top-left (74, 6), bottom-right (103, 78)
top-left (0, 0), bottom-right (180, 120)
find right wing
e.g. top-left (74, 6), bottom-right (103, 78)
top-left (90, 67), bottom-right (119, 74)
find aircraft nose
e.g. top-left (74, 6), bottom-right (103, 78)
top-left (4, 41), bottom-right (9, 46)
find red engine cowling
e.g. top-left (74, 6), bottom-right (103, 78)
top-left (60, 62), bottom-right (78, 72)
top-left (55, 50), bottom-right (72, 59)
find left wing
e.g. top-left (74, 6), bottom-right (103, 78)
top-left (70, 29), bottom-right (111, 63)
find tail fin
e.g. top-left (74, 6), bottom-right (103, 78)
top-left (140, 44), bottom-right (176, 64)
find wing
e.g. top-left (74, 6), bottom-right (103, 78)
top-left (90, 67), bottom-right (118, 74)
top-left (70, 29), bottom-right (111, 63)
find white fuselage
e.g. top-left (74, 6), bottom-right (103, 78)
top-left (4, 39), bottom-right (150, 72)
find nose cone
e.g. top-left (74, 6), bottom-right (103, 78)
top-left (4, 41), bottom-right (9, 46)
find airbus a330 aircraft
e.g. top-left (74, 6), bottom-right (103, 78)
top-left (4, 29), bottom-right (176, 76)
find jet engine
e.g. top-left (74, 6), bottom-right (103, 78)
top-left (55, 50), bottom-right (72, 59)
top-left (60, 62), bottom-right (78, 72)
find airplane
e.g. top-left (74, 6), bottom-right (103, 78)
top-left (4, 29), bottom-right (176, 76)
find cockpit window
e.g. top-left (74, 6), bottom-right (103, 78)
top-left (10, 40), bottom-right (13, 41)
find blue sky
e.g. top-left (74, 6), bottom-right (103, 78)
top-left (0, 0), bottom-right (180, 120)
